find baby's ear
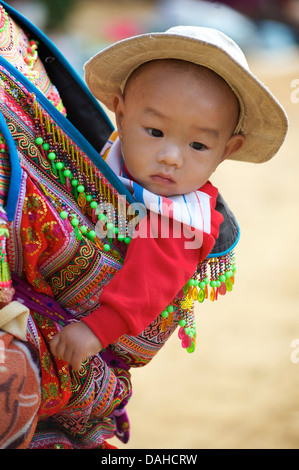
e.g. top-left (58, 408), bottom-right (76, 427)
top-left (113, 93), bottom-right (125, 139)
top-left (221, 134), bottom-right (245, 161)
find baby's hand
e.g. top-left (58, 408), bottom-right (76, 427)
top-left (50, 321), bottom-right (103, 371)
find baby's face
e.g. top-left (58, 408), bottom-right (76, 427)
top-left (114, 60), bottom-right (244, 197)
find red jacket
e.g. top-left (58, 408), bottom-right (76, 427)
top-left (83, 181), bottom-right (223, 347)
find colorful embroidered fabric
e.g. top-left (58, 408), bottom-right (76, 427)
top-left (0, 134), bottom-right (10, 213)
top-left (0, 5), bottom-right (183, 449)
top-left (0, 7), bottom-right (66, 115)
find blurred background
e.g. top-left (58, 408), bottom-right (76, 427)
top-left (5, 0), bottom-right (299, 75)
top-left (4, 0), bottom-right (299, 449)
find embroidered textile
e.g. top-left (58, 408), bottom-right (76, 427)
top-left (0, 6), bottom-right (183, 448)
top-left (0, 8), bottom-right (66, 114)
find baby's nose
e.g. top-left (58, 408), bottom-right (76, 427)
top-left (157, 144), bottom-right (183, 167)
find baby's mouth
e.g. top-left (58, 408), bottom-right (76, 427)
top-left (150, 174), bottom-right (175, 185)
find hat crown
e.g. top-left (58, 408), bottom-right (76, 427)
top-left (166, 25), bottom-right (249, 70)
top-left (85, 25), bottom-right (288, 163)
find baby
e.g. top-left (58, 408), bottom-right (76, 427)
top-left (50, 26), bottom-right (287, 370)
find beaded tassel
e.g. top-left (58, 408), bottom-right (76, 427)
top-left (161, 252), bottom-right (236, 353)
top-left (33, 99), bottom-right (134, 251)
top-left (178, 298), bottom-right (196, 353)
top-left (160, 305), bottom-right (174, 332)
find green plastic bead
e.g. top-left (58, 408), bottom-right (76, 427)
top-left (186, 341), bottom-right (195, 353)
top-left (178, 319), bottom-right (186, 327)
top-left (106, 222), bottom-right (114, 231)
top-left (225, 271), bottom-right (233, 279)
top-left (199, 281), bottom-right (206, 289)
top-left (42, 143), bottom-right (50, 151)
top-left (118, 235), bottom-right (125, 241)
top-left (80, 225), bottom-right (88, 234)
top-left (167, 305), bottom-right (174, 313)
top-left (71, 218), bottom-right (79, 227)
top-left (90, 200), bottom-right (98, 209)
top-left (87, 230), bottom-right (96, 239)
top-left (86, 195), bottom-right (92, 202)
top-left (103, 244), bottom-right (110, 252)
top-left (77, 185), bottom-right (85, 193)
top-left (219, 275), bottom-right (226, 283)
top-left (204, 277), bottom-right (209, 284)
top-left (71, 179), bottom-right (78, 187)
top-left (183, 284), bottom-right (189, 295)
top-left (55, 161), bottom-right (64, 170)
top-left (98, 213), bottom-right (107, 221)
top-left (124, 237), bottom-right (131, 244)
top-left (35, 137), bottom-right (43, 145)
top-left (210, 280), bottom-right (217, 288)
top-left (161, 310), bottom-right (168, 318)
top-left (63, 169), bottom-right (72, 178)
top-left (198, 288), bottom-right (205, 303)
top-left (188, 279), bottom-right (195, 287)
top-left (216, 280), bottom-right (221, 287)
top-left (48, 152), bottom-right (56, 160)
top-left (60, 210), bottom-right (68, 220)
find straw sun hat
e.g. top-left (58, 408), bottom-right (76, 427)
top-left (84, 26), bottom-right (288, 164)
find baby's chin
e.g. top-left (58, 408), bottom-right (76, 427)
top-left (143, 185), bottom-right (196, 198)
top-left (141, 176), bottom-right (205, 197)
top-left (146, 188), bottom-right (187, 198)
top-left (143, 185), bottom-right (179, 198)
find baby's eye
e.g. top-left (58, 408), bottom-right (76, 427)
top-left (147, 128), bottom-right (164, 138)
top-left (190, 142), bottom-right (207, 151)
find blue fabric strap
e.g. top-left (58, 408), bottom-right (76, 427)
top-left (0, 110), bottom-right (22, 221)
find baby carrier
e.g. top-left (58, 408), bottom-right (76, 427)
top-left (0, 1), bottom-right (239, 449)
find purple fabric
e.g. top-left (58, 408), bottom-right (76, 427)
top-left (100, 347), bottom-right (130, 371)
top-left (11, 273), bottom-right (76, 325)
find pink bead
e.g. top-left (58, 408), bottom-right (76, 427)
top-left (182, 335), bottom-right (192, 349)
top-left (219, 282), bottom-right (227, 295)
top-left (178, 326), bottom-right (186, 339)
top-left (92, 208), bottom-right (97, 224)
top-left (65, 177), bottom-right (72, 192)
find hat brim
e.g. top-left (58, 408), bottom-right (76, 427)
top-left (84, 32), bottom-right (288, 164)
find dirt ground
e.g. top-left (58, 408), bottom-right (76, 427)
top-left (67, 1), bottom-right (299, 449)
